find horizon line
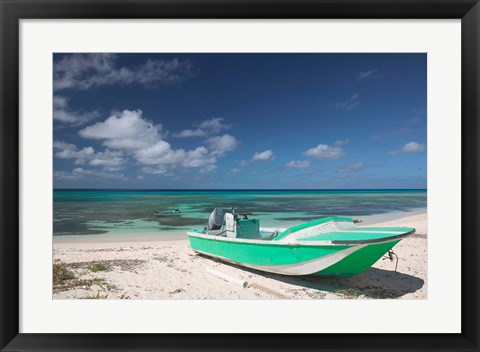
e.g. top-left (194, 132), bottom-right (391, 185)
top-left (53, 188), bottom-right (427, 191)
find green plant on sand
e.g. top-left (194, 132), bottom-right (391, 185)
top-left (53, 261), bottom-right (118, 294)
top-left (53, 262), bottom-right (76, 285)
top-left (83, 291), bottom-right (108, 299)
top-left (88, 262), bottom-right (110, 272)
top-left (335, 288), bottom-right (361, 299)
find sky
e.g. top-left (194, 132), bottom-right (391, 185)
top-left (53, 53), bottom-right (427, 189)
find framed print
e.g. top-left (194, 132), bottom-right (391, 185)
top-left (1, 0), bottom-right (479, 351)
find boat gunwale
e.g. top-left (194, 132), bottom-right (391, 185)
top-left (329, 228), bottom-right (415, 244)
top-left (187, 228), bottom-right (414, 246)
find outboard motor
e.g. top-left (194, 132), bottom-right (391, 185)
top-left (208, 208), bottom-right (225, 230)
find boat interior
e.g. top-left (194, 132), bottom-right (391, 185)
top-left (197, 207), bottom-right (415, 244)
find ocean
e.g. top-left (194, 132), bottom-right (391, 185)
top-left (53, 189), bottom-right (427, 242)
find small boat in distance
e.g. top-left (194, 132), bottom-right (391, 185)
top-left (153, 208), bottom-right (182, 216)
top-left (187, 208), bottom-right (414, 277)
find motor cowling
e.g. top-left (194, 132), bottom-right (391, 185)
top-left (208, 208), bottom-right (225, 230)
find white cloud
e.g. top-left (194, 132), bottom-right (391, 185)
top-left (390, 141), bottom-right (426, 155)
top-left (103, 166), bottom-right (125, 172)
top-left (54, 54), bottom-right (193, 91)
top-left (53, 95), bottom-right (100, 125)
top-left (53, 170), bottom-right (81, 180)
top-left (252, 150), bottom-right (274, 161)
top-left (331, 93), bottom-right (360, 112)
top-left (53, 141), bottom-right (95, 164)
top-left (135, 143), bottom-right (217, 170)
top-left (335, 139), bottom-right (349, 146)
top-left (286, 160), bottom-right (311, 168)
top-left (134, 141), bottom-right (174, 164)
top-left (206, 134), bottom-right (237, 155)
top-left (174, 129), bottom-right (206, 138)
top-left (53, 95), bottom-right (68, 109)
top-left (199, 164), bottom-right (217, 173)
top-left (141, 166), bottom-right (170, 175)
top-left (72, 167), bottom-right (127, 180)
top-left (356, 69), bottom-right (380, 81)
top-left (79, 110), bottom-right (163, 150)
top-left (174, 117), bottom-right (229, 138)
top-left (78, 110), bottom-right (237, 175)
top-left (54, 54), bottom-right (116, 91)
top-left (402, 141), bottom-right (426, 153)
top-left (53, 141), bottom-right (127, 168)
top-left (89, 149), bottom-right (126, 167)
top-left (53, 140), bottom-right (77, 155)
top-left (54, 167), bottom-right (127, 180)
top-left (55, 108), bottom-right (235, 178)
top-left (304, 144), bottom-right (345, 160)
top-left (133, 140), bottom-right (217, 173)
top-left (198, 117), bottom-right (226, 133)
top-left (337, 161), bottom-right (366, 173)
top-left (182, 147), bottom-right (216, 168)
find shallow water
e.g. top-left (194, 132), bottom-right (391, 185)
top-left (53, 189), bottom-right (427, 242)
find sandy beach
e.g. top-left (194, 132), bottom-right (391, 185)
top-left (53, 211), bottom-right (427, 300)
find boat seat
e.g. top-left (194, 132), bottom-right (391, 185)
top-left (261, 232), bottom-right (278, 241)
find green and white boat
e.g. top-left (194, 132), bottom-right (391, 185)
top-left (187, 208), bottom-right (415, 277)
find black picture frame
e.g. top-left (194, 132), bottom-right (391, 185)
top-left (1, 0), bottom-right (478, 351)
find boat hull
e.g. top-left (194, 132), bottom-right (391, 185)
top-left (188, 232), bottom-right (400, 277)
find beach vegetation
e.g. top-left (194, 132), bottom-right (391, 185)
top-left (88, 262), bottom-right (110, 272)
top-left (118, 293), bottom-right (131, 299)
top-left (335, 288), bottom-right (361, 299)
top-left (53, 262), bottom-right (76, 285)
top-left (103, 282), bottom-right (118, 291)
top-left (334, 287), bottom-right (397, 299)
top-left (364, 289), bottom-right (398, 299)
top-left (53, 260), bottom-right (124, 297)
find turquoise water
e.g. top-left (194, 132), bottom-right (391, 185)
top-left (53, 189), bottom-right (427, 241)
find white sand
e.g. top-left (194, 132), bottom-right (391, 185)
top-left (53, 211), bottom-right (427, 300)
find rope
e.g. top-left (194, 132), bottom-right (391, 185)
top-left (382, 250), bottom-right (399, 272)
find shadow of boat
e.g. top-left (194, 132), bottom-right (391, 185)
top-left (196, 253), bottom-right (425, 299)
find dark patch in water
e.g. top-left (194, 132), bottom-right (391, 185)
top-left (54, 221), bottom-right (94, 235)
top-left (316, 211), bottom-right (375, 216)
top-left (54, 229), bottom-right (108, 236)
top-left (274, 216), bottom-right (325, 221)
top-left (154, 217), bottom-right (206, 227)
top-left (159, 226), bottom-right (186, 231)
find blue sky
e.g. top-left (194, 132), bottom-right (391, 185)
top-left (53, 53), bottom-right (427, 189)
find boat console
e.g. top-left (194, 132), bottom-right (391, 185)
top-left (206, 207), bottom-right (274, 240)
